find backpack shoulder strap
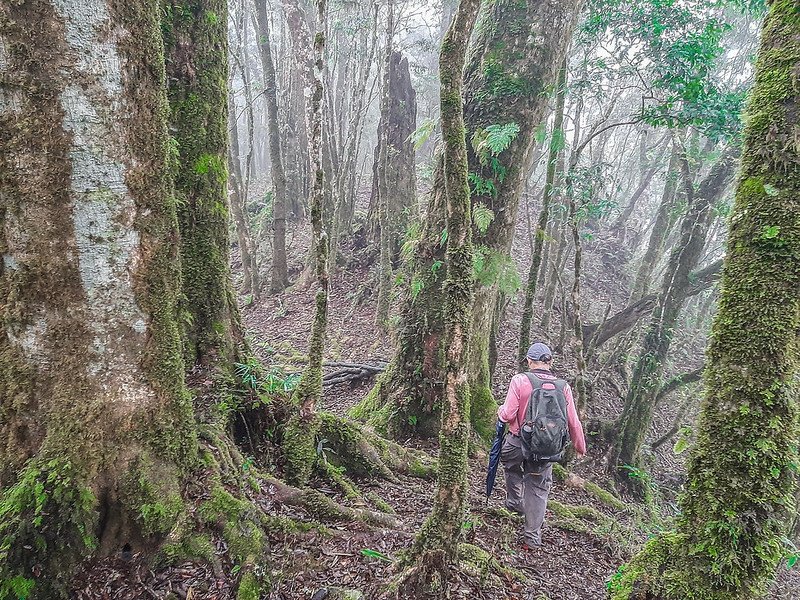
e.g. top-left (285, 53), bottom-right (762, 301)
top-left (523, 372), bottom-right (543, 421)
top-left (551, 378), bottom-right (569, 419)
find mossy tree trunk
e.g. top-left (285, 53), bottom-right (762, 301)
top-left (354, 0), bottom-right (583, 442)
top-left (284, 0), bottom-right (329, 488)
top-left (518, 58), bottom-right (568, 370)
top-left (394, 0), bottom-right (480, 593)
top-left (610, 146), bottom-right (738, 478)
top-left (254, 0), bottom-right (291, 294)
top-left (610, 3), bottom-right (799, 597)
top-left (0, 0), bottom-right (199, 595)
top-left (163, 0), bottom-right (243, 366)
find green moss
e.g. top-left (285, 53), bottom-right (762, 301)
top-left (236, 571), bottom-right (264, 600)
top-left (0, 458), bottom-right (96, 600)
top-left (159, 533), bottom-right (215, 565)
top-left (551, 462), bottom-right (568, 482)
top-left (282, 414), bottom-right (319, 487)
top-left (122, 456), bottom-right (185, 537)
top-left (584, 481), bottom-right (627, 511)
top-left (198, 486), bottom-right (264, 563)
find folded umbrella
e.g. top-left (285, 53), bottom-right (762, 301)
top-left (485, 419), bottom-right (506, 501)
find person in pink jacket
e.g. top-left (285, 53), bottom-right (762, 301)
top-left (497, 342), bottom-right (586, 548)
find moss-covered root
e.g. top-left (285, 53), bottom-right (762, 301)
top-left (552, 465), bottom-right (627, 512)
top-left (196, 485), bottom-right (270, 599)
top-left (318, 412), bottom-right (436, 480)
top-left (263, 475), bottom-right (399, 529)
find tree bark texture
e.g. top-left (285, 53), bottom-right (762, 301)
top-left (164, 0), bottom-right (242, 365)
top-left (397, 0), bottom-right (479, 593)
top-left (0, 0), bottom-right (198, 593)
top-left (284, 0), bottom-right (329, 488)
top-left (611, 3), bottom-right (800, 597)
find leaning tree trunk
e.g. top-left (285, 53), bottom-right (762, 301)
top-left (283, 0), bottom-right (329, 488)
top-left (393, 0), bottom-right (479, 594)
top-left (353, 0), bottom-right (584, 442)
top-left (254, 0), bottom-right (291, 293)
top-left (610, 3), bottom-right (800, 597)
top-left (0, 0), bottom-right (198, 594)
top-left (610, 145), bottom-right (739, 477)
top-left (164, 0), bottom-right (242, 365)
top-left (628, 136), bottom-right (681, 302)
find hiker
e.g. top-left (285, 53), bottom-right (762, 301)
top-left (498, 342), bottom-right (586, 549)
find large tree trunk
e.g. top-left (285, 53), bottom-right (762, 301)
top-left (254, 0), bottom-right (291, 293)
top-left (366, 50), bottom-right (418, 258)
top-left (354, 0), bottom-right (584, 441)
top-left (394, 0), bottom-right (479, 594)
top-left (0, 0), bottom-right (198, 593)
top-left (164, 0), bottom-right (242, 365)
top-left (611, 3), bottom-right (800, 596)
top-left (610, 145), bottom-right (739, 476)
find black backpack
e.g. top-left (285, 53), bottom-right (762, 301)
top-left (520, 372), bottom-right (570, 462)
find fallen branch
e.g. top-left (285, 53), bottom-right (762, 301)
top-left (322, 361), bottom-right (387, 387)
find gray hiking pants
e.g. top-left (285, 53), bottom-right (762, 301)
top-left (500, 434), bottom-right (553, 546)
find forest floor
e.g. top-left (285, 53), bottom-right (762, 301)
top-left (232, 202), bottom-right (800, 600)
top-left (71, 198), bottom-right (799, 599)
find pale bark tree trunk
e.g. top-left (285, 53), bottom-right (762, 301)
top-left (0, 0), bottom-right (198, 592)
top-left (612, 4), bottom-right (800, 596)
top-left (254, 0), bottom-right (291, 293)
top-left (283, 0), bottom-right (329, 488)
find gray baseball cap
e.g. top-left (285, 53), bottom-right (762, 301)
top-left (526, 342), bottom-right (553, 362)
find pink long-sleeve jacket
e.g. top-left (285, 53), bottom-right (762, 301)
top-left (497, 370), bottom-right (587, 456)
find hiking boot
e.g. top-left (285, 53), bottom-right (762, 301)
top-left (521, 541), bottom-right (542, 551)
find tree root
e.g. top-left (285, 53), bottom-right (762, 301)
top-left (317, 412), bottom-right (436, 481)
top-left (262, 474), bottom-right (399, 528)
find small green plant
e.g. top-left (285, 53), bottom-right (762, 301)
top-left (408, 117), bottom-right (437, 150)
top-left (782, 536), bottom-right (800, 569)
top-left (360, 548), bottom-right (393, 563)
top-left (408, 415), bottom-right (418, 426)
